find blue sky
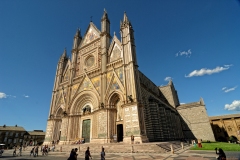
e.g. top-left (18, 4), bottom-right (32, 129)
top-left (0, 0), bottom-right (240, 131)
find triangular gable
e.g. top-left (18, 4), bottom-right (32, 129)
top-left (79, 77), bottom-right (94, 92)
top-left (108, 35), bottom-right (122, 62)
top-left (71, 83), bottom-right (80, 99)
top-left (114, 67), bottom-right (124, 85)
top-left (80, 22), bottom-right (101, 47)
top-left (106, 73), bottom-right (124, 94)
top-left (91, 76), bottom-right (101, 94)
top-left (107, 72), bottom-right (113, 86)
top-left (111, 77), bottom-right (121, 91)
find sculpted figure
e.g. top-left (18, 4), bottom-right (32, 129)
top-left (116, 99), bottom-right (122, 121)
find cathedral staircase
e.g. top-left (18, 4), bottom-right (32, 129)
top-left (53, 141), bottom-right (189, 154)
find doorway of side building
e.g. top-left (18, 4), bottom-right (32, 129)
top-left (117, 124), bottom-right (123, 142)
top-left (82, 119), bottom-right (91, 143)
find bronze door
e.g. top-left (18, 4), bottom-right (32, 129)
top-left (82, 119), bottom-right (91, 143)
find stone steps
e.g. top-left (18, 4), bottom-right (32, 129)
top-left (53, 141), bottom-right (187, 154)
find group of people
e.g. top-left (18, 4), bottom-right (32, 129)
top-left (192, 139), bottom-right (202, 148)
top-left (30, 146), bottom-right (39, 157)
top-left (12, 145), bottom-right (22, 156)
top-left (68, 146), bottom-right (105, 160)
top-left (29, 145), bottom-right (55, 157)
top-left (72, 138), bottom-right (85, 145)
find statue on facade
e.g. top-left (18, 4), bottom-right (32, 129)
top-left (116, 99), bottom-right (122, 121)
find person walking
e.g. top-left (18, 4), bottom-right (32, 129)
top-left (34, 146), bottom-right (39, 157)
top-left (85, 147), bottom-right (92, 160)
top-left (68, 148), bottom-right (78, 160)
top-left (30, 147), bottom-right (34, 156)
top-left (131, 135), bottom-right (134, 144)
top-left (215, 148), bottom-right (226, 160)
top-left (101, 147), bottom-right (105, 160)
top-left (13, 146), bottom-right (17, 156)
top-left (17, 146), bottom-right (22, 156)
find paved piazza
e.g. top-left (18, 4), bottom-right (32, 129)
top-left (1, 149), bottom-right (240, 160)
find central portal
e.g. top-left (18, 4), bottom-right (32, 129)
top-left (82, 119), bottom-right (91, 143)
top-left (117, 124), bottom-right (123, 142)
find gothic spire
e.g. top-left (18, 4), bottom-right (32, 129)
top-left (121, 11), bottom-right (132, 28)
top-left (123, 11), bottom-right (129, 23)
top-left (59, 48), bottom-right (67, 62)
top-left (200, 97), bottom-right (205, 105)
top-left (74, 28), bottom-right (81, 38)
top-left (101, 8), bottom-right (109, 21)
top-left (62, 48), bottom-right (67, 57)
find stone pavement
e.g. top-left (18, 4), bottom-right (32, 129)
top-left (1, 148), bottom-right (240, 160)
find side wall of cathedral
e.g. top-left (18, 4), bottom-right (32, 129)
top-left (177, 102), bottom-right (215, 141)
top-left (138, 71), bottom-right (184, 142)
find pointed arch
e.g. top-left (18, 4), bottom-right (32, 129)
top-left (107, 90), bottom-right (124, 108)
top-left (70, 90), bottom-right (99, 115)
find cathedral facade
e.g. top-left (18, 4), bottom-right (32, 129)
top-left (44, 10), bottom-right (215, 144)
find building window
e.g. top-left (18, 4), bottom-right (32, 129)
top-left (6, 132), bottom-right (9, 136)
top-left (15, 133), bottom-right (18, 137)
top-left (4, 137), bottom-right (7, 142)
top-left (8, 139), bottom-right (12, 143)
top-left (13, 139), bottom-right (17, 143)
top-left (19, 139), bottom-right (22, 142)
top-left (21, 132), bottom-right (24, 136)
top-left (10, 132), bottom-right (13, 136)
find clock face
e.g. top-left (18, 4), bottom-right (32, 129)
top-left (85, 56), bottom-right (95, 68)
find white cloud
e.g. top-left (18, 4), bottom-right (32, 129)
top-left (164, 77), bottom-right (172, 81)
top-left (0, 92), bottom-right (7, 99)
top-left (224, 100), bottom-right (240, 111)
top-left (222, 87), bottom-right (227, 90)
top-left (23, 95), bottom-right (29, 98)
top-left (176, 49), bottom-right (191, 57)
top-left (223, 86), bottom-right (237, 93)
top-left (185, 65), bottom-right (231, 78)
top-left (180, 103), bottom-right (185, 105)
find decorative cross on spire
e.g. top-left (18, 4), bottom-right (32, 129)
top-left (90, 16), bottom-right (93, 22)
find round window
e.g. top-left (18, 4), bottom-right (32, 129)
top-left (85, 56), bottom-right (95, 67)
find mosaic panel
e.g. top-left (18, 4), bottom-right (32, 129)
top-left (107, 72), bottom-right (112, 86)
top-left (79, 78), bottom-right (93, 91)
top-left (110, 46), bottom-right (121, 62)
top-left (71, 84), bottom-right (79, 99)
top-left (110, 77), bottom-right (120, 90)
top-left (91, 76), bottom-right (100, 94)
top-left (98, 112), bottom-right (107, 138)
top-left (82, 27), bottom-right (99, 45)
top-left (115, 67), bottom-right (124, 84)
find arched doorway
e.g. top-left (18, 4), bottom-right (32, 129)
top-left (109, 93), bottom-right (124, 142)
top-left (53, 107), bottom-right (63, 142)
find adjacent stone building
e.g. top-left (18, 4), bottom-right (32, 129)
top-left (0, 125), bottom-right (26, 148)
top-left (24, 130), bottom-right (46, 146)
top-left (0, 125), bottom-right (45, 148)
top-left (210, 114), bottom-right (240, 141)
top-left (44, 10), bottom-right (215, 144)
